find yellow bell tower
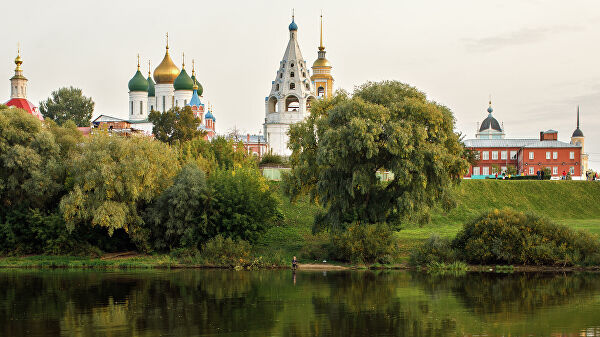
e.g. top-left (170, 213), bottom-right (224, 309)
top-left (311, 14), bottom-right (334, 98)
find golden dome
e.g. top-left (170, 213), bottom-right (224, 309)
top-left (153, 47), bottom-right (180, 84)
top-left (312, 57), bottom-right (332, 68)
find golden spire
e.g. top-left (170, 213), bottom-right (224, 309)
top-left (182, 52), bottom-right (185, 69)
top-left (292, 8), bottom-right (295, 21)
top-left (192, 59), bottom-right (195, 76)
top-left (148, 60), bottom-right (151, 77)
top-left (15, 43), bottom-right (23, 71)
top-left (319, 12), bottom-right (324, 51)
top-left (137, 54), bottom-right (140, 70)
top-left (166, 32), bottom-right (169, 50)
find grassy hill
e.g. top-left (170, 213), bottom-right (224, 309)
top-left (257, 180), bottom-right (600, 262)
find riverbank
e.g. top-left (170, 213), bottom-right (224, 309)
top-left (2, 180), bottom-right (599, 269)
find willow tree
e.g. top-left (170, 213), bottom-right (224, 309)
top-left (59, 134), bottom-right (179, 249)
top-left (284, 81), bottom-right (469, 231)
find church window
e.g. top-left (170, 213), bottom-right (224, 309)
top-left (285, 95), bottom-right (300, 111)
top-left (318, 87), bottom-right (325, 97)
top-left (280, 73), bottom-right (283, 79)
top-left (140, 101), bottom-right (143, 115)
top-left (163, 96), bottom-right (166, 112)
top-left (291, 63), bottom-right (294, 67)
top-left (305, 83), bottom-right (310, 90)
top-left (184, 99), bottom-right (187, 106)
top-left (291, 72), bottom-right (295, 77)
top-left (131, 101), bottom-right (133, 114)
top-left (290, 83), bottom-right (295, 90)
top-left (302, 72), bottom-right (306, 77)
top-left (276, 84), bottom-right (280, 91)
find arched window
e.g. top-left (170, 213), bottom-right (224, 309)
top-left (276, 83), bottom-right (280, 91)
top-left (290, 83), bottom-right (295, 90)
top-left (286, 95), bottom-right (300, 111)
top-left (305, 83), bottom-right (310, 90)
top-left (290, 63), bottom-right (294, 67)
top-left (280, 73), bottom-right (283, 79)
top-left (140, 101), bottom-right (143, 115)
top-left (302, 72), bottom-right (306, 77)
top-left (130, 101), bottom-right (133, 114)
top-left (290, 72), bottom-right (295, 77)
top-left (162, 96), bottom-right (166, 112)
top-left (318, 86), bottom-right (325, 97)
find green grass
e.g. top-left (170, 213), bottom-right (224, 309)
top-left (2, 180), bottom-right (599, 268)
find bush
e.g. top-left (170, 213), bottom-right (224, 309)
top-left (409, 234), bottom-right (457, 266)
top-left (259, 153), bottom-right (285, 166)
top-left (207, 168), bottom-right (281, 242)
top-left (145, 164), bottom-right (210, 251)
top-left (200, 235), bottom-right (252, 267)
top-left (330, 223), bottom-right (397, 264)
top-left (452, 209), bottom-right (600, 266)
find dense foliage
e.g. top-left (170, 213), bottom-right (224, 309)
top-left (177, 136), bottom-right (254, 173)
top-left (452, 209), bottom-right (600, 266)
top-left (148, 106), bottom-right (203, 144)
top-left (145, 164), bottom-right (210, 250)
top-left (59, 134), bottom-right (179, 250)
top-left (329, 223), bottom-right (397, 263)
top-left (207, 168), bottom-right (281, 242)
top-left (409, 234), bottom-right (456, 266)
top-left (39, 86), bottom-right (95, 127)
top-left (284, 81), bottom-right (469, 231)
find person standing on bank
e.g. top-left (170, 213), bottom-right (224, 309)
top-left (292, 256), bottom-right (298, 270)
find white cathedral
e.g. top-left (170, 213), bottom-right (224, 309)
top-left (264, 15), bottom-right (334, 156)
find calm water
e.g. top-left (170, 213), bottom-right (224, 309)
top-left (1, 270), bottom-right (600, 336)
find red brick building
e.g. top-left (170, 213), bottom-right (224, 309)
top-left (464, 102), bottom-right (585, 178)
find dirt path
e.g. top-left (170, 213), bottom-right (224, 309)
top-left (297, 263), bottom-right (348, 270)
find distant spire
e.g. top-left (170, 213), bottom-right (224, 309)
top-left (182, 52), bottom-right (185, 69)
top-left (292, 8), bottom-right (295, 21)
top-left (137, 54), bottom-right (140, 70)
top-left (487, 96), bottom-right (493, 114)
top-left (192, 59), bottom-right (195, 76)
top-left (148, 60), bottom-right (151, 76)
top-left (577, 105), bottom-right (580, 129)
top-left (319, 12), bottom-right (324, 50)
top-left (166, 32), bottom-right (169, 50)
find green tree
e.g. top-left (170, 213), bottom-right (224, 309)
top-left (59, 134), bottom-right (179, 250)
top-left (177, 136), bottom-right (256, 173)
top-left (145, 164), bottom-right (211, 250)
top-left (39, 86), bottom-right (95, 127)
top-left (0, 109), bottom-right (64, 209)
top-left (284, 81), bottom-right (469, 231)
top-left (148, 106), bottom-right (203, 144)
top-left (207, 168), bottom-right (281, 242)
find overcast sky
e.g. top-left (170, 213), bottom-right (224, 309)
top-left (2, 0), bottom-right (599, 169)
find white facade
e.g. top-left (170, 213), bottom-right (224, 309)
top-left (148, 96), bottom-right (156, 112)
top-left (155, 84), bottom-right (174, 112)
top-left (129, 91), bottom-right (148, 120)
top-left (264, 19), bottom-right (317, 156)
top-left (174, 90), bottom-right (193, 108)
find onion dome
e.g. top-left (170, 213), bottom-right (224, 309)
top-left (313, 58), bottom-right (331, 67)
top-left (153, 37), bottom-right (180, 84)
top-left (174, 68), bottom-right (193, 90)
top-left (128, 59), bottom-right (149, 92)
top-left (147, 75), bottom-right (155, 97)
top-left (205, 109), bottom-right (215, 121)
top-left (479, 101), bottom-right (502, 132)
top-left (289, 17), bottom-right (298, 31)
top-left (191, 75), bottom-right (203, 96)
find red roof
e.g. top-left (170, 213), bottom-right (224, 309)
top-left (5, 98), bottom-right (44, 121)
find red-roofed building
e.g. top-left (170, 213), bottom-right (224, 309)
top-left (4, 49), bottom-right (43, 121)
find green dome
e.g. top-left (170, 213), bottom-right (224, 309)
top-left (191, 75), bottom-right (204, 96)
top-left (174, 68), bottom-right (194, 91)
top-left (128, 70), bottom-right (149, 92)
top-left (147, 75), bottom-right (155, 97)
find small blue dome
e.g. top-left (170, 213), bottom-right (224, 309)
top-left (289, 19), bottom-right (298, 31)
top-left (487, 106), bottom-right (493, 113)
top-left (205, 110), bottom-right (215, 121)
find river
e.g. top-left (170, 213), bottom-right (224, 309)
top-left (1, 269), bottom-right (599, 336)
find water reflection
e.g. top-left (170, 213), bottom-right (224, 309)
top-left (0, 270), bottom-right (599, 336)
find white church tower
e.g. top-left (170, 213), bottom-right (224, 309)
top-left (264, 14), bottom-right (317, 156)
